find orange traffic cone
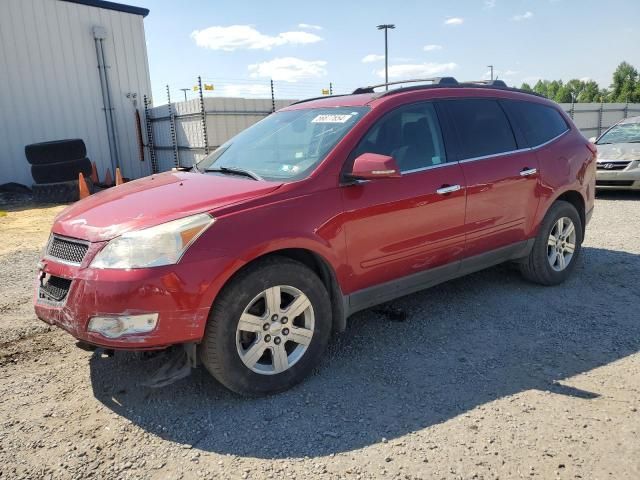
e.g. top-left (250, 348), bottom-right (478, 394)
top-left (115, 167), bottom-right (124, 186)
top-left (78, 172), bottom-right (91, 200)
top-left (90, 161), bottom-right (99, 184)
top-left (104, 168), bottom-right (113, 187)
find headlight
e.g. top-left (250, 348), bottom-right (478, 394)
top-left (91, 213), bottom-right (214, 269)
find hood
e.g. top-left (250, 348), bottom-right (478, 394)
top-left (596, 142), bottom-right (640, 161)
top-left (53, 171), bottom-right (282, 242)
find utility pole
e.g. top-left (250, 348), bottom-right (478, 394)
top-left (180, 88), bottom-right (189, 102)
top-left (487, 65), bottom-right (494, 81)
top-left (377, 24), bottom-right (395, 90)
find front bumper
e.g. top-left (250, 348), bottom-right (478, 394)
top-left (595, 160), bottom-right (640, 190)
top-left (34, 244), bottom-right (231, 350)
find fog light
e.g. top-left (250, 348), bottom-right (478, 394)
top-left (87, 313), bottom-right (158, 339)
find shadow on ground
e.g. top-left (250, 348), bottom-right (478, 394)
top-left (90, 246), bottom-right (640, 458)
top-left (595, 190), bottom-right (640, 201)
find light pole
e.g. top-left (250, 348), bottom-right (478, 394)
top-left (377, 24), bottom-right (395, 90)
top-left (179, 88), bottom-right (189, 102)
top-left (487, 65), bottom-right (494, 81)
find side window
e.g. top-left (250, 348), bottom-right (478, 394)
top-left (353, 102), bottom-right (447, 172)
top-left (502, 100), bottom-right (569, 147)
top-left (441, 99), bottom-right (517, 160)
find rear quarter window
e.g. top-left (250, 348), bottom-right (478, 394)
top-left (502, 100), bottom-right (569, 147)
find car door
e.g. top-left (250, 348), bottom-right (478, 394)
top-left (340, 101), bottom-right (466, 305)
top-left (438, 98), bottom-right (540, 258)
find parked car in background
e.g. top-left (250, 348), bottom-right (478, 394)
top-left (591, 116), bottom-right (640, 190)
top-left (35, 77), bottom-right (596, 396)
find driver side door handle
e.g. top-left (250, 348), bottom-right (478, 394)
top-left (436, 184), bottom-right (462, 195)
top-left (519, 167), bottom-right (537, 177)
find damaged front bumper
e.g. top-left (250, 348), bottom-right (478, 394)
top-left (34, 244), bottom-right (227, 350)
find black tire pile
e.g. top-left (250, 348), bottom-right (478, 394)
top-left (25, 139), bottom-right (93, 203)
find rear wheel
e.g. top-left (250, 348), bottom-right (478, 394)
top-left (520, 200), bottom-right (583, 285)
top-left (200, 256), bottom-right (331, 396)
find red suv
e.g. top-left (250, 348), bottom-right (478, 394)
top-left (35, 78), bottom-right (596, 395)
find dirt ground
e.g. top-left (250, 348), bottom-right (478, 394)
top-left (0, 192), bottom-right (639, 480)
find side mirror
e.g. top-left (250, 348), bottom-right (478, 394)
top-left (588, 136), bottom-right (597, 144)
top-left (348, 153), bottom-right (401, 180)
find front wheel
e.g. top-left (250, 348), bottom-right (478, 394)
top-left (520, 200), bottom-right (583, 285)
top-left (200, 256), bottom-right (332, 396)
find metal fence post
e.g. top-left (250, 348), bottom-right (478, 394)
top-left (270, 79), bottom-right (275, 113)
top-left (569, 98), bottom-right (575, 120)
top-left (198, 76), bottom-right (210, 156)
top-left (624, 97), bottom-right (629, 119)
top-left (597, 100), bottom-right (604, 137)
top-left (143, 94), bottom-right (158, 174)
top-left (166, 85), bottom-right (180, 167)
top-left (329, 82), bottom-right (333, 95)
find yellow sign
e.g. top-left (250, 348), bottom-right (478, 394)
top-left (193, 85), bottom-right (199, 91)
top-left (322, 89), bottom-right (330, 95)
top-left (204, 84), bottom-right (214, 91)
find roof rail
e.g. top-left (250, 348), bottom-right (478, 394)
top-left (463, 79), bottom-right (508, 87)
top-left (352, 77), bottom-right (458, 94)
top-left (289, 93), bottom-right (350, 106)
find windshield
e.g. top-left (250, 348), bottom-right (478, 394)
top-left (597, 122), bottom-right (640, 144)
top-left (197, 107), bottom-right (370, 181)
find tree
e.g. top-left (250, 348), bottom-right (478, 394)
top-left (533, 80), bottom-right (549, 98)
top-left (610, 61), bottom-right (638, 102)
top-left (577, 80), bottom-right (600, 103)
top-left (517, 61), bottom-right (639, 103)
top-left (554, 84), bottom-right (573, 103)
top-left (547, 80), bottom-right (563, 101)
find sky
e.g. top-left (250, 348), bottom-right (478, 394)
top-left (142, 0), bottom-right (640, 104)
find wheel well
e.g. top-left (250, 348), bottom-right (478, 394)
top-left (236, 249), bottom-right (347, 333)
top-left (556, 190), bottom-right (585, 235)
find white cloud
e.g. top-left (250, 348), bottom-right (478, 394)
top-left (484, 0), bottom-right (496, 8)
top-left (444, 17), bottom-right (464, 25)
top-left (248, 57), bottom-right (328, 82)
top-left (376, 62), bottom-right (458, 79)
top-left (190, 25), bottom-right (322, 51)
top-left (423, 44), bottom-right (443, 52)
top-left (220, 84), bottom-right (271, 97)
top-left (362, 54), bottom-right (385, 63)
top-left (512, 11), bottom-right (533, 21)
top-left (298, 23), bottom-right (323, 31)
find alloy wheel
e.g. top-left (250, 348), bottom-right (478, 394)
top-left (235, 285), bottom-right (315, 375)
top-left (547, 216), bottom-right (577, 272)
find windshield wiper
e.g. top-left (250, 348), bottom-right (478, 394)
top-left (205, 166), bottom-right (262, 181)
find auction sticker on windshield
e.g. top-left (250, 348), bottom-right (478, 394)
top-left (311, 114), bottom-right (353, 123)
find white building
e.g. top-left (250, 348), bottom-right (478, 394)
top-left (0, 0), bottom-right (152, 187)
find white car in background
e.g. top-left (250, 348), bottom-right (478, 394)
top-left (592, 116), bottom-right (640, 190)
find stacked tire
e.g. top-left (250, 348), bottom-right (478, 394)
top-left (25, 139), bottom-right (93, 203)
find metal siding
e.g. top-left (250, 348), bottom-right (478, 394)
top-left (0, 0), bottom-right (151, 187)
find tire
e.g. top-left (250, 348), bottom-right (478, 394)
top-left (25, 139), bottom-right (86, 165)
top-left (32, 178), bottom-right (93, 204)
top-left (519, 200), bottom-right (583, 285)
top-left (31, 158), bottom-right (92, 184)
top-left (200, 256), bottom-right (332, 396)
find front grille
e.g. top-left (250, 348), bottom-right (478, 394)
top-left (596, 180), bottom-right (635, 187)
top-left (46, 236), bottom-right (88, 264)
top-left (597, 161), bottom-right (631, 170)
top-left (40, 276), bottom-right (72, 302)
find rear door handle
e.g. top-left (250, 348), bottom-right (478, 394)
top-left (436, 184), bottom-right (461, 195)
top-left (520, 167), bottom-right (537, 177)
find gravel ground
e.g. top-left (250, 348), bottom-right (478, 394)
top-left (1, 192), bottom-right (639, 480)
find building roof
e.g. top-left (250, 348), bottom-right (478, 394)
top-left (59, 0), bottom-right (149, 17)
